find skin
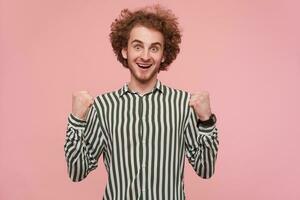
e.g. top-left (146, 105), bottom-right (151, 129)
top-left (189, 91), bottom-right (212, 121)
top-left (121, 25), bottom-right (165, 95)
top-left (72, 91), bottom-right (93, 120)
top-left (72, 25), bottom-right (212, 121)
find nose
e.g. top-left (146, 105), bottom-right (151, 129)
top-left (141, 49), bottom-right (150, 61)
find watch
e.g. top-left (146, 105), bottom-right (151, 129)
top-left (197, 113), bottom-right (217, 128)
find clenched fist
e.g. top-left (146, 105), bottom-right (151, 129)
top-left (189, 91), bottom-right (212, 121)
top-left (72, 91), bottom-right (94, 121)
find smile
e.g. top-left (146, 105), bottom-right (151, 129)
top-left (137, 63), bottom-right (152, 69)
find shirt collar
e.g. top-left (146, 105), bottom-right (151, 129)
top-left (118, 79), bottom-right (163, 97)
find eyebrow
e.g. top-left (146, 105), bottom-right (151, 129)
top-left (131, 39), bottom-right (162, 47)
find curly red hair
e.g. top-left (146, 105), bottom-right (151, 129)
top-left (109, 5), bottom-right (182, 71)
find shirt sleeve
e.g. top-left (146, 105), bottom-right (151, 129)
top-left (184, 105), bottom-right (219, 179)
top-left (64, 104), bottom-right (106, 182)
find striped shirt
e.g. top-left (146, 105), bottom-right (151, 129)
top-left (64, 80), bottom-right (219, 200)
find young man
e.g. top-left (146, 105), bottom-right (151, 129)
top-left (65, 5), bottom-right (219, 200)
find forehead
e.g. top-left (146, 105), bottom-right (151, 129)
top-left (128, 25), bottom-right (164, 45)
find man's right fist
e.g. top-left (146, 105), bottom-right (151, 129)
top-left (72, 91), bottom-right (94, 121)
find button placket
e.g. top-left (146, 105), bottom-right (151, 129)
top-left (141, 96), bottom-right (148, 196)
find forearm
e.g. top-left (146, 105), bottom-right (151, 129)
top-left (194, 125), bottom-right (219, 179)
top-left (64, 114), bottom-right (98, 182)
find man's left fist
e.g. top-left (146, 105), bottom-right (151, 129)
top-left (189, 91), bottom-right (212, 121)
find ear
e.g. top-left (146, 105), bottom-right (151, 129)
top-left (121, 48), bottom-right (128, 59)
top-left (161, 57), bottom-right (165, 63)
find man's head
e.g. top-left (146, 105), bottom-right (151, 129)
top-left (110, 5), bottom-right (182, 72)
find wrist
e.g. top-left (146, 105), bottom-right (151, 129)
top-left (71, 112), bottom-right (87, 122)
top-left (197, 113), bottom-right (216, 127)
top-left (198, 114), bottom-right (211, 121)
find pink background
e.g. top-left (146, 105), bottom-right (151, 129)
top-left (1, 0), bottom-right (300, 199)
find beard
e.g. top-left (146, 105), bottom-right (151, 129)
top-left (129, 64), bottom-right (160, 84)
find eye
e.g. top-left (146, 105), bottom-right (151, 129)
top-left (133, 45), bottom-right (142, 51)
top-left (150, 46), bottom-right (159, 52)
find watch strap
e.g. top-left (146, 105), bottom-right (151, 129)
top-left (197, 113), bottom-right (217, 128)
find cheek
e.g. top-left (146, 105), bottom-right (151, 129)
top-left (128, 51), bottom-right (140, 60)
top-left (154, 55), bottom-right (164, 62)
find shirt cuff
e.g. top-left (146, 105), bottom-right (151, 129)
top-left (197, 114), bottom-right (216, 132)
top-left (68, 113), bottom-right (87, 129)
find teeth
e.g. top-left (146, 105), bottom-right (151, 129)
top-left (137, 63), bottom-right (152, 68)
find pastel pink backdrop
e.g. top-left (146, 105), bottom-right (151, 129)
top-left (1, 0), bottom-right (299, 199)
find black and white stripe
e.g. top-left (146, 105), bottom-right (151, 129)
top-left (64, 80), bottom-right (219, 200)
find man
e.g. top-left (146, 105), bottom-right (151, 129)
top-left (65, 5), bottom-right (219, 200)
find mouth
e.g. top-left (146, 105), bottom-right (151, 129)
top-left (137, 63), bottom-right (152, 69)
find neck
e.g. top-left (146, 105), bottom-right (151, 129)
top-left (128, 78), bottom-right (158, 95)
